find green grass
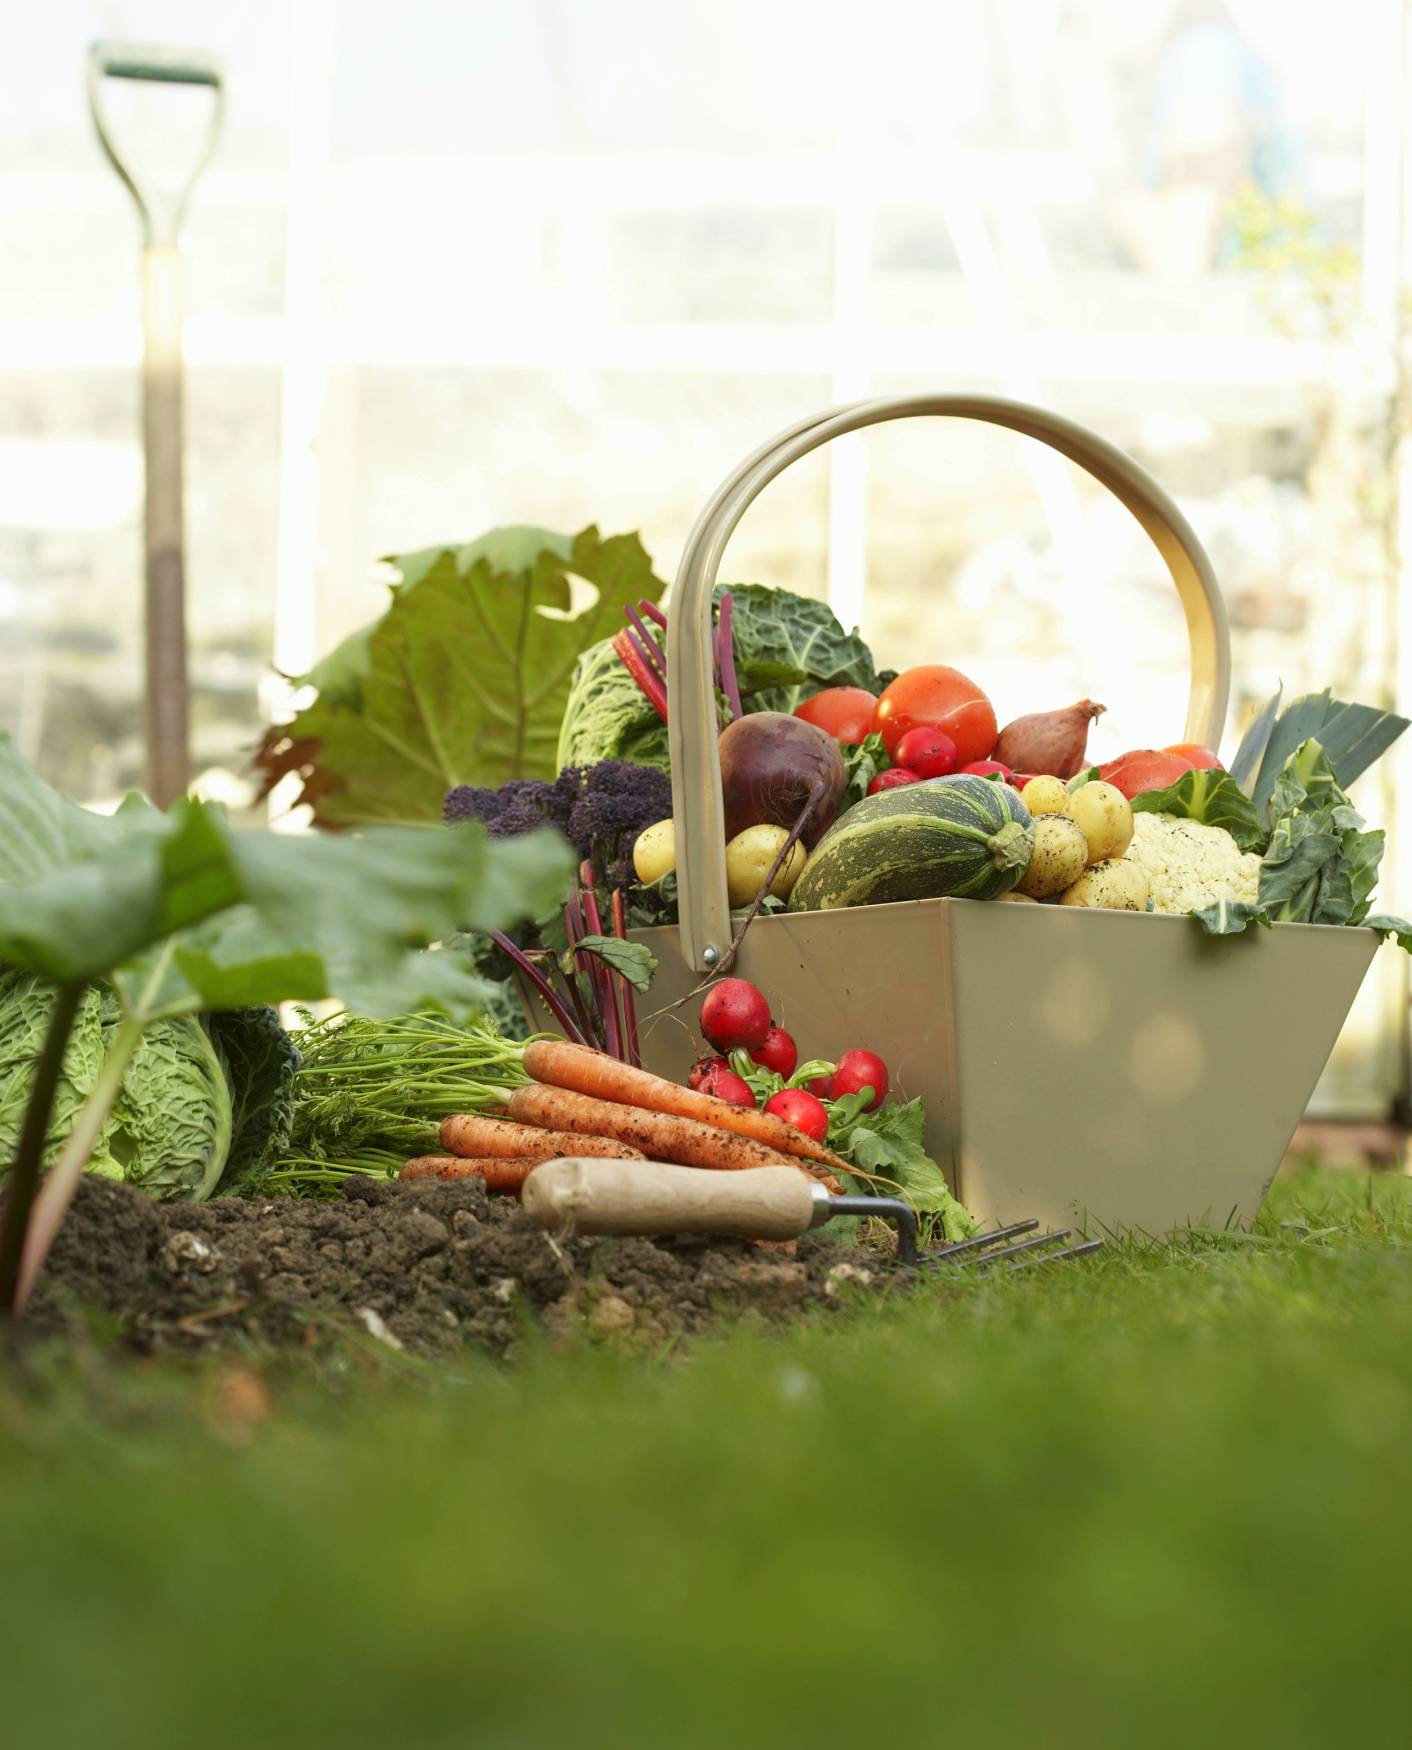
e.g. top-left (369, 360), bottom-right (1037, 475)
top-left (2, 1163), bottom-right (1411, 1750)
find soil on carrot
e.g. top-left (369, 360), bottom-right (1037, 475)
top-left (22, 1177), bottom-right (893, 1360)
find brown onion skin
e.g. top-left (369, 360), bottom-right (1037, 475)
top-left (994, 700), bottom-right (1106, 779)
top-left (718, 712), bottom-right (846, 847)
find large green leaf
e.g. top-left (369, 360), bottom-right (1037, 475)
top-left (263, 526), bottom-right (666, 826)
top-left (1231, 688), bottom-right (1408, 813)
top-left (0, 733), bottom-right (577, 1016)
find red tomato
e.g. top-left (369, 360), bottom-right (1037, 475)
top-left (868, 767), bottom-right (921, 795)
top-left (893, 727), bottom-right (959, 779)
top-left (873, 666), bottom-right (997, 764)
top-left (763, 1087), bottom-right (830, 1143)
top-left (1099, 749), bottom-right (1196, 800)
top-left (1163, 743), bottom-right (1223, 770)
top-left (750, 1025), bottom-right (798, 1079)
top-left (794, 686), bottom-right (879, 745)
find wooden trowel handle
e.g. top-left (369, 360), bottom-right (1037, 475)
top-left (522, 1159), bottom-right (824, 1241)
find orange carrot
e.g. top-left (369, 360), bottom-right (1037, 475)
top-left (400, 1155), bottom-right (542, 1194)
top-left (506, 1084), bottom-right (844, 1193)
top-left (522, 1039), bottom-right (848, 1171)
top-left (438, 1113), bottom-right (645, 1162)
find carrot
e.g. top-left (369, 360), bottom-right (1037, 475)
top-left (506, 1084), bottom-right (844, 1193)
top-left (438, 1113), bottom-right (646, 1162)
top-left (400, 1155), bottom-right (542, 1195)
top-left (521, 1039), bottom-right (848, 1172)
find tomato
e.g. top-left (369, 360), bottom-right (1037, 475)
top-left (1163, 743), bottom-right (1223, 770)
top-left (1098, 749), bottom-right (1196, 800)
top-left (893, 727), bottom-right (959, 779)
top-left (868, 768), bottom-right (921, 794)
top-left (794, 686), bottom-right (879, 745)
top-left (872, 666), bottom-right (997, 764)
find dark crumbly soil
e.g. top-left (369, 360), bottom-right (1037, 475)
top-left (23, 1178), bottom-right (892, 1360)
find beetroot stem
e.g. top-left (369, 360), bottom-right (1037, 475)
top-left (488, 930), bottom-right (588, 1047)
top-left (578, 863), bottom-right (622, 1061)
top-left (610, 888), bottom-right (641, 1069)
top-left (716, 592), bottom-right (743, 723)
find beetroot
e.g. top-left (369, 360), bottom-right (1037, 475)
top-left (994, 700), bottom-right (1106, 780)
top-left (763, 1087), bottom-right (830, 1144)
top-left (750, 1025), bottom-right (798, 1079)
top-left (700, 978), bottom-right (771, 1051)
top-left (717, 712), bottom-right (846, 849)
top-left (832, 1048), bottom-right (888, 1111)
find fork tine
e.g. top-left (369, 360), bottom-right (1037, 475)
top-left (972, 1229), bottom-right (1072, 1268)
top-left (921, 1219), bottom-right (1038, 1264)
top-left (1011, 1236), bottom-right (1104, 1269)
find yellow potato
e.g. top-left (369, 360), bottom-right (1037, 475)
top-left (725, 824), bottom-right (808, 906)
top-left (1060, 858), bottom-right (1150, 911)
top-left (1017, 815), bottom-right (1089, 899)
top-left (632, 819), bottom-right (676, 885)
top-left (995, 890), bottom-right (1037, 903)
top-left (1019, 775), bottom-right (1071, 817)
top-left (1068, 781), bottom-right (1133, 865)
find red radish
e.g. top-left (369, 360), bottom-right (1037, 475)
top-left (688, 1055), bottom-right (732, 1093)
top-left (700, 978), bottom-right (771, 1051)
top-left (804, 1073), bottom-right (835, 1100)
top-left (750, 1025), bottom-right (798, 1079)
top-left (764, 1087), bottom-right (830, 1144)
top-left (893, 727), bottom-right (959, 779)
top-left (869, 767), bottom-right (921, 794)
top-left (958, 759), bottom-right (1016, 783)
top-left (994, 700), bottom-right (1106, 779)
top-left (832, 1049), bottom-right (888, 1110)
top-left (693, 1063), bottom-right (757, 1108)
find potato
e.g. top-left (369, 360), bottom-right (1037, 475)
top-left (995, 890), bottom-right (1037, 903)
top-left (1060, 858), bottom-right (1150, 911)
top-left (1019, 775), bottom-right (1071, 817)
top-left (1068, 780), bottom-right (1133, 865)
top-left (1017, 814), bottom-right (1089, 899)
top-left (725, 824), bottom-right (807, 906)
top-left (632, 819), bottom-right (677, 885)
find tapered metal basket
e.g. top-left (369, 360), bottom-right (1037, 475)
top-left (627, 395), bottom-right (1379, 1237)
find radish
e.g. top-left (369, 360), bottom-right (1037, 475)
top-left (700, 1064), bottom-right (757, 1107)
top-left (958, 759), bottom-right (1016, 784)
top-left (832, 1049), bottom-right (888, 1110)
top-left (764, 1087), bottom-right (829, 1143)
top-left (804, 1073), bottom-right (835, 1100)
top-left (700, 978), bottom-right (771, 1051)
top-left (868, 768), bottom-right (921, 795)
top-left (750, 1025), bottom-right (798, 1079)
top-left (893, 727), bottom-right (959, 779)
top-left (688, 1055), bottom-right (731, 1092)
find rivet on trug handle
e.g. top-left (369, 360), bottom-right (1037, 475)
top-left (702, 946), bottom-right (720, 968)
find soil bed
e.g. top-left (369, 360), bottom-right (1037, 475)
top-left (23, 1177), bottom-right (890, 1360)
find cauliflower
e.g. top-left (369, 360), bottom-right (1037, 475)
top-left (1124, 812), bottom-right (1262, 914)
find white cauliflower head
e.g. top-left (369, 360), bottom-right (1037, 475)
top-left (1124, 812), bottom-right (1262, 914)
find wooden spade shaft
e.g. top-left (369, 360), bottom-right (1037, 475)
top-left (141, 243), bottom-right (189, 807)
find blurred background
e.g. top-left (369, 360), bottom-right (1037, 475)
top-left (3, 0), bottom-right (1411, 1119)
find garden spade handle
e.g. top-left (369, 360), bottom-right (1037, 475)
top-left (668, 394), bottom-right (1232, 972)
top-left (87, 42), bottom-right (225, 806)
top-left (523, 1159), bottom-right (825, 1241)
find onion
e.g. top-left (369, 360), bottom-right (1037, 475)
top-left (994, 700), bottom-right (1106, 779)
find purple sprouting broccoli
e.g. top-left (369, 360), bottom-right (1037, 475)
top-left (444, 761), bottom-right (671, 888)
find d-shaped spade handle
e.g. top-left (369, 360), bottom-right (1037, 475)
top-left (666, 394), bottom-right (1232, 971)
